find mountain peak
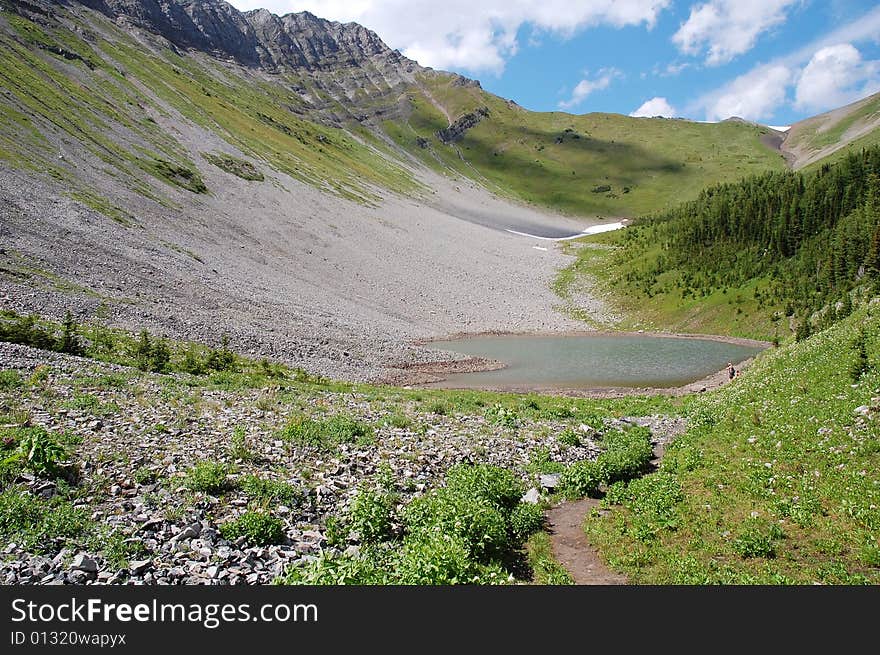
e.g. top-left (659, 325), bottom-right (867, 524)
top-left (75, 0), bottom-right (417, 74)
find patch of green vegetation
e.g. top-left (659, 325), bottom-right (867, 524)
top-left (558, 426), bottom-right (653, 499)
top-left (184, 460), bottom-right (232, 495)
top-left (69, 190), bottom-right (134, 225)
top-left (0, 486), bottom-right (91, 553)
top-left (139, 157), bottom-right (207, 194)
top-left (280, 414), bottom-right (373, 451)
top-left (239, 475), bottom-right (300, 506)
top-left (202, 151), bottom-right (264, 181)
top-left (0, 369), bottom-right (22, 390)
top-left (219, 510), bottom-right (285, 546)
top-left (584, 306), bottom-right (880, 584)
top-left (347, 487), bottom-right (398, 544)
top-left (280, 463), bottom-right (540, 585)
top-left (1, 426), bottom-right (71, 479)
top-left (61, 392), bottom-right (118, 416)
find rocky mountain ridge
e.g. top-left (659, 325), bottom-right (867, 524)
top-left (77, 0), bottom-right (418, 74)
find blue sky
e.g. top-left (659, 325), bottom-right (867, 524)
top-left (228, 1), bottom-right (880, 127)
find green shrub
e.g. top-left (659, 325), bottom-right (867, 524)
top-left (133, 330), bottom-right (152, 371)
top-left (349, 489), bottom-right (396, 544)
top-left (145, 158), bottom-right (207, 194)
top-left (603, 473), bottom-right (683, 543)
top-left (286, 463), bottom-right (535, 585)
top-left (595, 427), bottom-right (653, 484)
top-left (385, 413), bottom-right (411, 429)
top-left (228, 427), bottom-right (254, 462)
top-left (205, 335), bottom-right (237, 372)
top-left (444, 463), bottom-right (523, 511)
top-left (398, 531), bottom-right (476, 585)
top-left (57, 311), bottom-right (83, 356)
top-left (557, 428), bottom-right (581, 447)
top-left (485, 403), bottom-right (519, 429)
top-left (0, 370), bottom-right (22, 390)
top-left (133, 466), bottom-right (157, 486)
top-left (181, 344), bottom-right (206, 375)
top-left (426, 400), bottom-right (448, 416)
top-left (850, 327), bottom-right (871, 382)
top-left (0, 488), bottom-right (91, 553)
top-left (509, 502), bottom-right (545, 543)
top-left (280, 548), bottom-right (389, 585)
top-left (149, 339), bottom-right (171, 373)
top-left (202, 152), bottom-right (264, 181)
top-left (732, 520), bottom-right (784, 559)
top-left (0, 314), bottom-right (56, 350)
top-left (404, 489), bottom-right (510, 561)
top-left (220, 511), bottom-right (284, 546)
top-left (280, 414), bottom-right (373, 451)
top-left (4, 428), bottom-right (69, 477)
top-left (240, 475), bottom-right (300, 505)
top-left (184, 460), bottom-right (231, 494)
top-left (559, 460), bottom-right (603, 498)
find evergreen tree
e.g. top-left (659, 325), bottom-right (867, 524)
top-left (58, 311), bottom-right (83, 356)
top-left (149, 338), bottom-right (171, 373)
top-left (795, 316), bottom-right (812, 342)
top-left (850, 327), bottom-right (870, 382)
top-left (134, 330), bottom-right (152, 371)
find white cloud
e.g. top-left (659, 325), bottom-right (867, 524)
top-left (794, 44), bottom-right (880, 112)
top-left (673, 0), bottom-right (799, 65)
top-left (698, 64), bottom-right (793, 121)
top-left (559, 68), bottom-right (622, 109)
top-left (630, 97), bottom-right (677, 117)
top-left (690, 5), bottom-right (880, 122)
top-left (227, 1), bottom-right (672, 74)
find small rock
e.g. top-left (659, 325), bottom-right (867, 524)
top-left (522, 487), bottom-right (540, 504)
top-left (172, 522), bottom-right (202, 541)
top-left (539, 473), bottom-right (561, 490)
top-left (70, 553), bottom-right (97, 573)
top-left (68, 570), bottom-right (93, 584)
top-left (129, 559), bottom-right (152, 576)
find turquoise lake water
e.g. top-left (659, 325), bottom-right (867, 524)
top-left (425, 334), bottom-right (764, 390)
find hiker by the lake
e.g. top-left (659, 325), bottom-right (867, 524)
top-left (727, 362), bottom-right (736, 380)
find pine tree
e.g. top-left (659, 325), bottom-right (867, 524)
top-left (58, 311), bottom-right (83, 356)
top-left (795, 316), bottom-right (812, 342)
top-left (134, 330), bottom-right (152, 371)
top-left (150, 338), bottom-right (171, 373)
top-left (850, 327), bottom-right (870, 382)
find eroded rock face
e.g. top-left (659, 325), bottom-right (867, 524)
top-left (436, 107), bottom-right (490, 143)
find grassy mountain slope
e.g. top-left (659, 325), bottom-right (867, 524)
top-left (784, 91), bottom-right (880, 171)
top-left (387, 73), bottom-right (787, 217)
top-left (585, 304), bottom-right (880, 584)
top-left (0, 5), bottom-right (420, 211)
top-left (0, 1), bottom-right (789, 224)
